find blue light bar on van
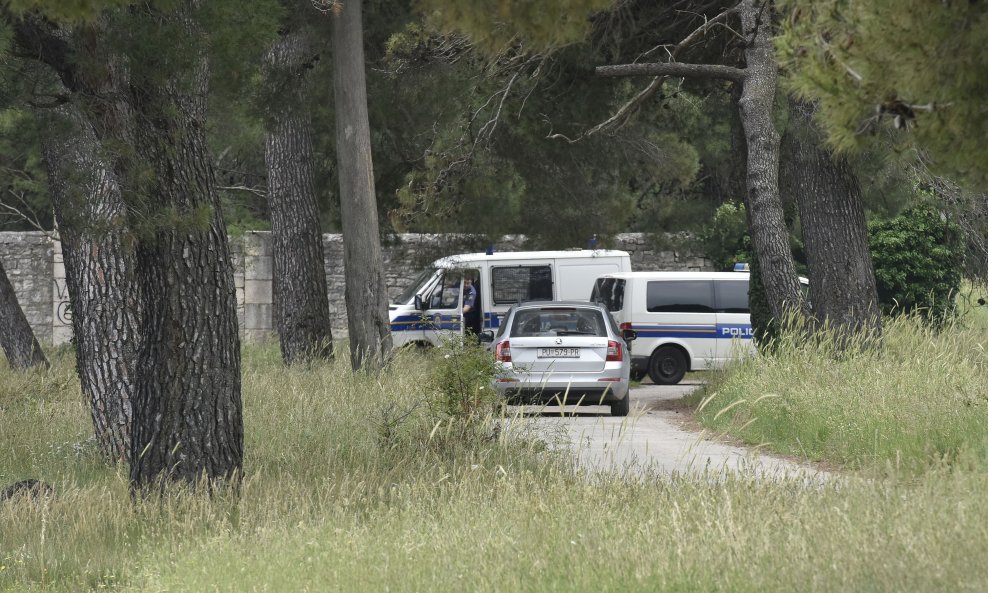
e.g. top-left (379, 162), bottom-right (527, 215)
top-left (733, 262), bottom-right (750, 272)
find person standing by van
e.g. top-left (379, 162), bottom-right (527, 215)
top-left (462, 276), bottom-right (481, 336)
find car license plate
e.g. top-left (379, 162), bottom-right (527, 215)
top-left (538, 347), bottom-right (580, 358)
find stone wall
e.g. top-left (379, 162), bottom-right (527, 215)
top-left (0, 232), bottom-right (54, 345)
top-left (0, 231), bottom-right (709, 344)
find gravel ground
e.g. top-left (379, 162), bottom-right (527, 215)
top-left (505, 378), bottom-right (831, 483)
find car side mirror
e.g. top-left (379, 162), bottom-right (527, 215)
top-left (414, 294), bottom-right (427, 311)
top-left (622, 328), bottom-right (637, 342)
top-left (478, 330), bottom-right (495, 343)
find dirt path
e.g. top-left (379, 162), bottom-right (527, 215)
top-left (507, 379), bottom-right (829, 482)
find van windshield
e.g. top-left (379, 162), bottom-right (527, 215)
top-left (393, 268), bottom-right (439, 305)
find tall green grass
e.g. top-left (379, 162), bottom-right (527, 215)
top-left (690, 309), bottom-right (988, 472)
top-left (2, 341), bottom-right (988, 592)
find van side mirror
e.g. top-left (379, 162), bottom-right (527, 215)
top-left (622, 328), bottom-right (637, 342)
top-left (414, 295), bottom-right (427, 311)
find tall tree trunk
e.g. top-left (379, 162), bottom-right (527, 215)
top-left (781, 98), bottom-right (881, 337)
top-left (736, 0), bottom-right (807, 320)
top-left (331, 0), bottom-right (392, 371)
top-left (41, 102), bottom-right (139, 462)
top-left (11, 4), bottom-right (242, 485)
top-left (0, 258), bottom-right (48, 370)
top-left (263, 28), bottom-right (334, 365)
top-left (127, 8), bottom-right (243, 488)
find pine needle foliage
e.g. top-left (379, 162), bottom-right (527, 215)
top-left (777, 0), bottom-right (988, 189)
top-left (416, 0), bottom-right (614, 55)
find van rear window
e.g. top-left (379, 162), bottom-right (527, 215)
top-left (646, 280), bottom-right (714, 313)
top-left (591, 278), bottom-right (625, 312)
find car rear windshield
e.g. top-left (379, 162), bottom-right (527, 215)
top-left (511, 307), bottom-right (608, 337)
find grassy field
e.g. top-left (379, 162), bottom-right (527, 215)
top-left (2, 328), bottom-right (988, 592)
top-left (689, 293), bottom-right (988, 473)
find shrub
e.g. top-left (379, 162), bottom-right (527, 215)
top-left (869, 202), bottom-right (964, 323)
top-left (427, 335), bottom-right (502, 420)
top-left (696, 202), bottom-right (749, 271)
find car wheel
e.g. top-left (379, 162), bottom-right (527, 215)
top-left (610, 393), bottom-right (630, 417)
top-left (648, 346), bottom-right (687, 385)
top-left (630, 369), bottom-right (646, 382)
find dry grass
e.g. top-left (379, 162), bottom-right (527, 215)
top-left (2, 339), bottom-right (987, 592)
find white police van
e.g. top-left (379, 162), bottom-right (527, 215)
top-left (590, 270), bottom-right (803, 384)
top-left (390, 250), bottom-right (631, 347)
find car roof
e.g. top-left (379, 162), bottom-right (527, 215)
top-left (512, 300), bottom-right (603, 309)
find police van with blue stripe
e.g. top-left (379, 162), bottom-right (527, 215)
top-left (390, 250), bottom-right (632, 348)
top-left (590, 270), bottom-right (807, 384)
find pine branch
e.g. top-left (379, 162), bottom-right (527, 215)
top-left (548, 5), bottom-right (743, 144)
top-left (0, 189), bottom-right (56, 240)
top-left (596, 62), bottom-right (745, 83)
top-left (216, 185), bottom-right (267, 198)
top-left (548, 76), bottom-right (666, 143)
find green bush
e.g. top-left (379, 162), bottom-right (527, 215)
top-left (427, 335), bottom-right (502, 420)
top-left (869, 202), bottom-right (964, 322)
top-left (696, 202), bottom-right (749, 271)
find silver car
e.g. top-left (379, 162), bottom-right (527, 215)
top-left (481, 301), bottom-right (637, 416)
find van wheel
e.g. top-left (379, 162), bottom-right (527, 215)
top-left (648, 346), bottom-right (687, 385)
top-left (610, 394), bottom-right (630, 417)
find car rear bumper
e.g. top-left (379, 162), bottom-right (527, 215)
top-left (493, 380), bottom-right (629, 404)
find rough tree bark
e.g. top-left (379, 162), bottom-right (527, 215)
top-left (12, 4), bottom-right (243, 486)
top-left (0, 258), bottom-right (48, 370)
top-left (41, 102), bottom-right (139, 462)
top-left (735, 0), bottom-right (806, 320)
top-left (263, 27), bottom-right (334, 365)
top-left (128, 59), bottom-right (243, 487)
top-left (331, 0), bottom-right (393, 371)
top-left (781, 98), bottom-right (881, 336)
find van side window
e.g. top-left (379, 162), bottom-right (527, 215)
top-left (646, 280), bottom-right (714, 313)
top-left (491, 266), bottom-right (553, 304)
top-left (592, 278), bottom-right (625, 312)
top-left (714, 280), bottom-right (750, 313)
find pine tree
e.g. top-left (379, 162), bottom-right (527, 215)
top-left (777, 0), bottom-right (988, 189)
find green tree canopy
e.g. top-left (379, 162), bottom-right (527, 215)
top-left (777, 0), bottom-right (988, 190)
top-left (416, 0), bottom-right (613, 54)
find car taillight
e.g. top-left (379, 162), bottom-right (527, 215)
top-left (620, 322), bottom-right (632, 331)
top-left (606, 340), bottom-right (622, 361)
top-left (495, 340), bottom-right (512, 362)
